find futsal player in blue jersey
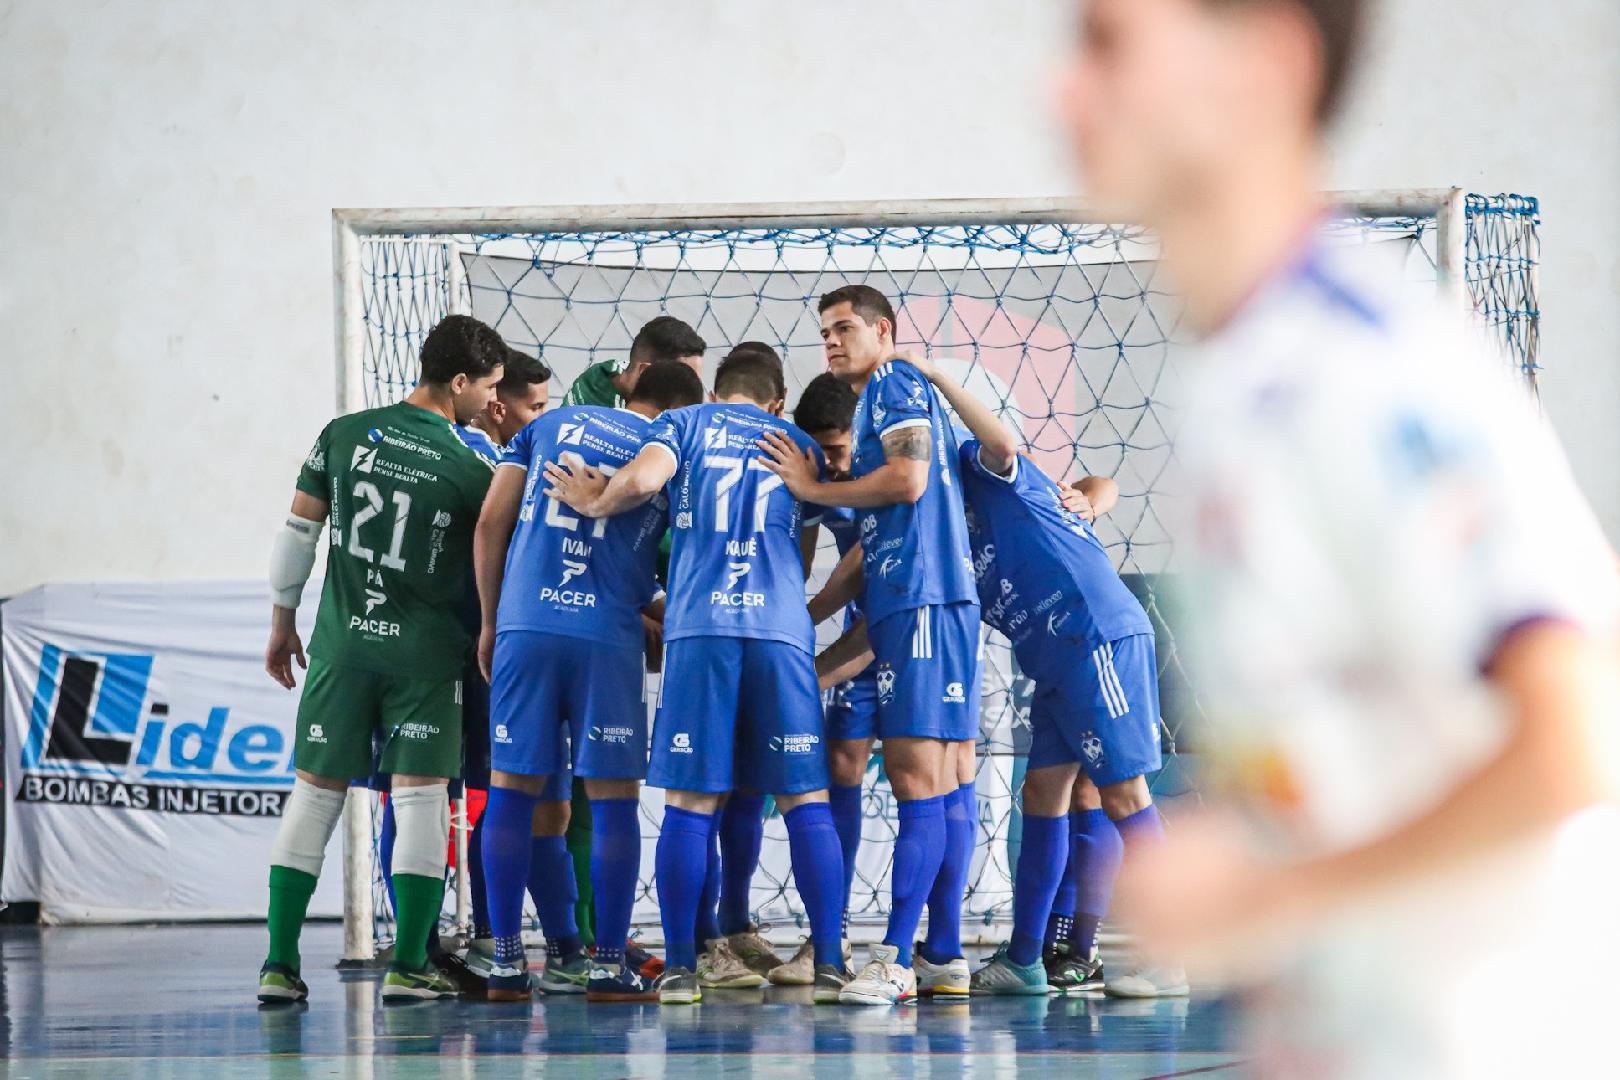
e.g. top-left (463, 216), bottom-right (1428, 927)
top-left (759, 286), bottom-right (982, 1005)
top-left (545, 344), bottom-right (851, 1006)
top-left (905, 356), bottom-right (1176, 997)
top-left (473, 361), bottom-right (704, 1003)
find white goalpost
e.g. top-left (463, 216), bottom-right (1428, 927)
top-left (330, 190), bottom-right (1540, 961)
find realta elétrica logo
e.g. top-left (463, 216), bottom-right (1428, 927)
top-left (15, 644), bottom-right (293, 817)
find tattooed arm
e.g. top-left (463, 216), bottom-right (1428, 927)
top-left (758, 423), bottom-right (931, 508)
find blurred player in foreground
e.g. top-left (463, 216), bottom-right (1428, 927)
top-left (1059, 0), bottom-right (1620, 1073)
top-left (259, 314), bottom-right (506, 1003)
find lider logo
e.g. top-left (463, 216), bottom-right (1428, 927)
top-left (17, 644), bottom-right (294, 817)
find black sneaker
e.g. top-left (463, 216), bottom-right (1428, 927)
top-left (1045, 944), bottom-right (1104, 994)
top-left (431, 951), bottom-right (490, 998)
top-left (587, 962), bottom-right (659, 1003)
top-left (811, 962), bottom-right (853, 1005)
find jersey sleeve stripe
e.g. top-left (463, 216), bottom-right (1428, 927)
top-left (642, 440), bottom-right (679, 465)
top-left (878, 417), bottom-right (932, 437)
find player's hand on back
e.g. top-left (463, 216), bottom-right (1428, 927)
top-left (543, 458), bottom-right (607, 514)
top-left (265, 609), bottom-right (307, 690)
top-left (1058, 485), bottom-right (1095, 521)
top-left (895, 348), bottom-right (938, 382)
top-left (756, 430), bottom-right (820, 498)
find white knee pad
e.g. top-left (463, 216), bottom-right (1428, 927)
top-left (390, 782), bottom-right (450, 879)
top-left (269, 779), bottom-right (347, 877)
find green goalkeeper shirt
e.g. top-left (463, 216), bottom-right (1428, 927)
top-left (295, 402), bottom-right (495, 678)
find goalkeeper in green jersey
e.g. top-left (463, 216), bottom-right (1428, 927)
top-left (257, 314), bottom-right (507, 1005)
top-left (555, 314), bottom-right (705, 949)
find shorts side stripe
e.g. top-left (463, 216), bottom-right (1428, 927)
top-left (1093, 646), bottom-right (1125, 719)
top-left (1103, 642), bottom-right (1130, 717)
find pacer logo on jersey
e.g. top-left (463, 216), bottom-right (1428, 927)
top-left (14, 643), bottom-right (295, 817)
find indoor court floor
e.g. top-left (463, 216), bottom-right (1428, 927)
top-left (0, 923), bottom-right (1243, 1078)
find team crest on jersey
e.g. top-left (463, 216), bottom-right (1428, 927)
top-left (305, 445), bottom-right (326, 472)
top-left (876, 665), bottom-right (896, 704)
top-left (1080, 732), bottom-right (1105, 766)
top-left (872, 400), bottom-right (887, 430)
top-left (432, 510), bottom-right (451, 528)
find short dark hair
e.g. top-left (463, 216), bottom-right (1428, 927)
top-left (817, 285), bottom-right (897, 337)
top-left (496, 347), bottom-right (552, 399)
top-left (714, 342), bottom-right (786, 405)
top-left (629, 315), bottom-right (707, 366)
top-left (793, 372), bottom-right (858, 435)
top-left (419, 314), bottom-right (506, 385)
top-left (1208, 0), bottom-right (1365, 120)
top-left (628, 360), bottom-right (705, 412)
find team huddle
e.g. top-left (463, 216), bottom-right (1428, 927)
top-left (258, 284), bottom-right (1180, 1007)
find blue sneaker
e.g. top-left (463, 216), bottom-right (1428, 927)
top-left (586, 962), bottom-right (659, 1002)
top-left (486, 960), bottom-right (536, 1002)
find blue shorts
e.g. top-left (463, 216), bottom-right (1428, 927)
top-left (1027, 633), bottom-right (1162, 787)
top-left (868, 602), bottom-right (982, 742)
top-left (649, 637), bottom-right (828, 796)
top-left (825, 667), bottom-right (879, 742)
top-left (489, 630), bottom-right (647, 790)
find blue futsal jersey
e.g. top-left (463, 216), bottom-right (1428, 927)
top-left (495, 406), bottom-right (666, 648)
top-left (818, 503), bottom-right (867, 629)
top-left (648, 403), bottom-right (826, 653)
top-left (849, 360), bottom-right (977, 624)
top-left (958, 440), bottom-right (1153, 684)
top-left (454, 424), bottom-right (502, 464)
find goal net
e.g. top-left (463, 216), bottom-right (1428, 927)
top-left (332, 191), bottom-right (1539, 956)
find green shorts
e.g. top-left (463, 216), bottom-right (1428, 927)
top-left (295, 657), bottom-right (463, 781)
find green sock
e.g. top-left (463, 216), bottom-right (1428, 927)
top-left (566, 788), bottom-right (595, 946)
top-left (392, 873), bottom-right (444, 972)
top-left (266, 864), bottom-right (319, 972)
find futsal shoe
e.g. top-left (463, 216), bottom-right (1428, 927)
top-left (256, 962), bottom-right (308, 1004)
top-left (538, 949), bottom-right (592, 995)
top-left (812, 962), bottom-right (855, 1004)
top-left (698, 937), bottom-right (767, 988)
top-left (586, 962), bottom-right (659, 1002)
top-left (768, 940), bottom-right (816, 985)
top-left (655, 966), bottom-right (703, 1005)
top-left (725, 925), bottom-right (783, 976)
top-left (969, 945), bottom-right (1051, 995)
top-left (381, 962), bottom-right (460, 1002)
top-left (912, 946), bottom-right (970, 998)
top-left (1045, 944), bottom-right (1104, 994)
top-left (625, 937), bottom-right (664, 980)
top-left (484, 960), bottom-right (537, 1002)
top-left (432, 950), bottom-right (490, 997)
top-left (838, 943), bottom-right (918, 1005)
top-left (1104, 964), bottom-right (1190, 999)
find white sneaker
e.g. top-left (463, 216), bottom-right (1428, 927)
top-left (839, 943), bottom-right (918, 1005)
top-left (1104, 964), bottom-right (1190, 999)
top-left (912, 945), bottom-right (970, 998)
top-left (768, 939), bottom-right (816, 986)
top-left (698, 937), bottom-right (767, 988)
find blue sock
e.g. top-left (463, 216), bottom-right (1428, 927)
top-left (589, 798), bottom-right (640, 969)
top-left (1008, 813), bottom-right (1068, 966)
top-left (656, 805), bottom-right (714, 972)
top-left (1071, 808), bottom-right (1124, 956)
top-left (694, 811), bottom-right (722, 952)
top-left (882, 795), bottom-right (946, 966)
top-left (785, 802), bottom-right (847, 968)
top-left (828, 784), bottom-right (863, 924)
top-left (529, 834), bottom-right (581, 957)
top-left (468, 810), bottom-right (491, 940)
top-left (1113, 803), bottom-right (1166, 853)
top-left (718, 792), bottom-right (766, 935)
top-left (921, 781), bottom-right (975, 965)
top-left (480, 786), bottom-right (538, 966)
top-left (1046, 847), bottom-right (1077, 951)
top-left (378, 796), bottom-right (397, 914)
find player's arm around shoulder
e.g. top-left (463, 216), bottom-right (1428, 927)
top-left (545, 439), bottom-right (676, 519)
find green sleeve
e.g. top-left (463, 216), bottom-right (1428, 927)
top-left (295, 423), bottom-right (332, 499)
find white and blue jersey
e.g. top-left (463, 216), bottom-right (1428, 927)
top-left (496, 407), bottom-right (666, 648)
top-left (644, 402), bottom-right (831, 794)
top-left (488, 406), bottom-right (662, 783)
top-left (849, 360), bottom-right (978, 623)
top-left (454, 424), bottom-right (502, 465)
top-left (959, 440), bottom-right (1160, 784)
top-left (648, 403), bottom-right (825, 652)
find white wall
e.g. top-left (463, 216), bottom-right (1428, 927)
top-left (2, 0), bottom-right (1616, 595)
